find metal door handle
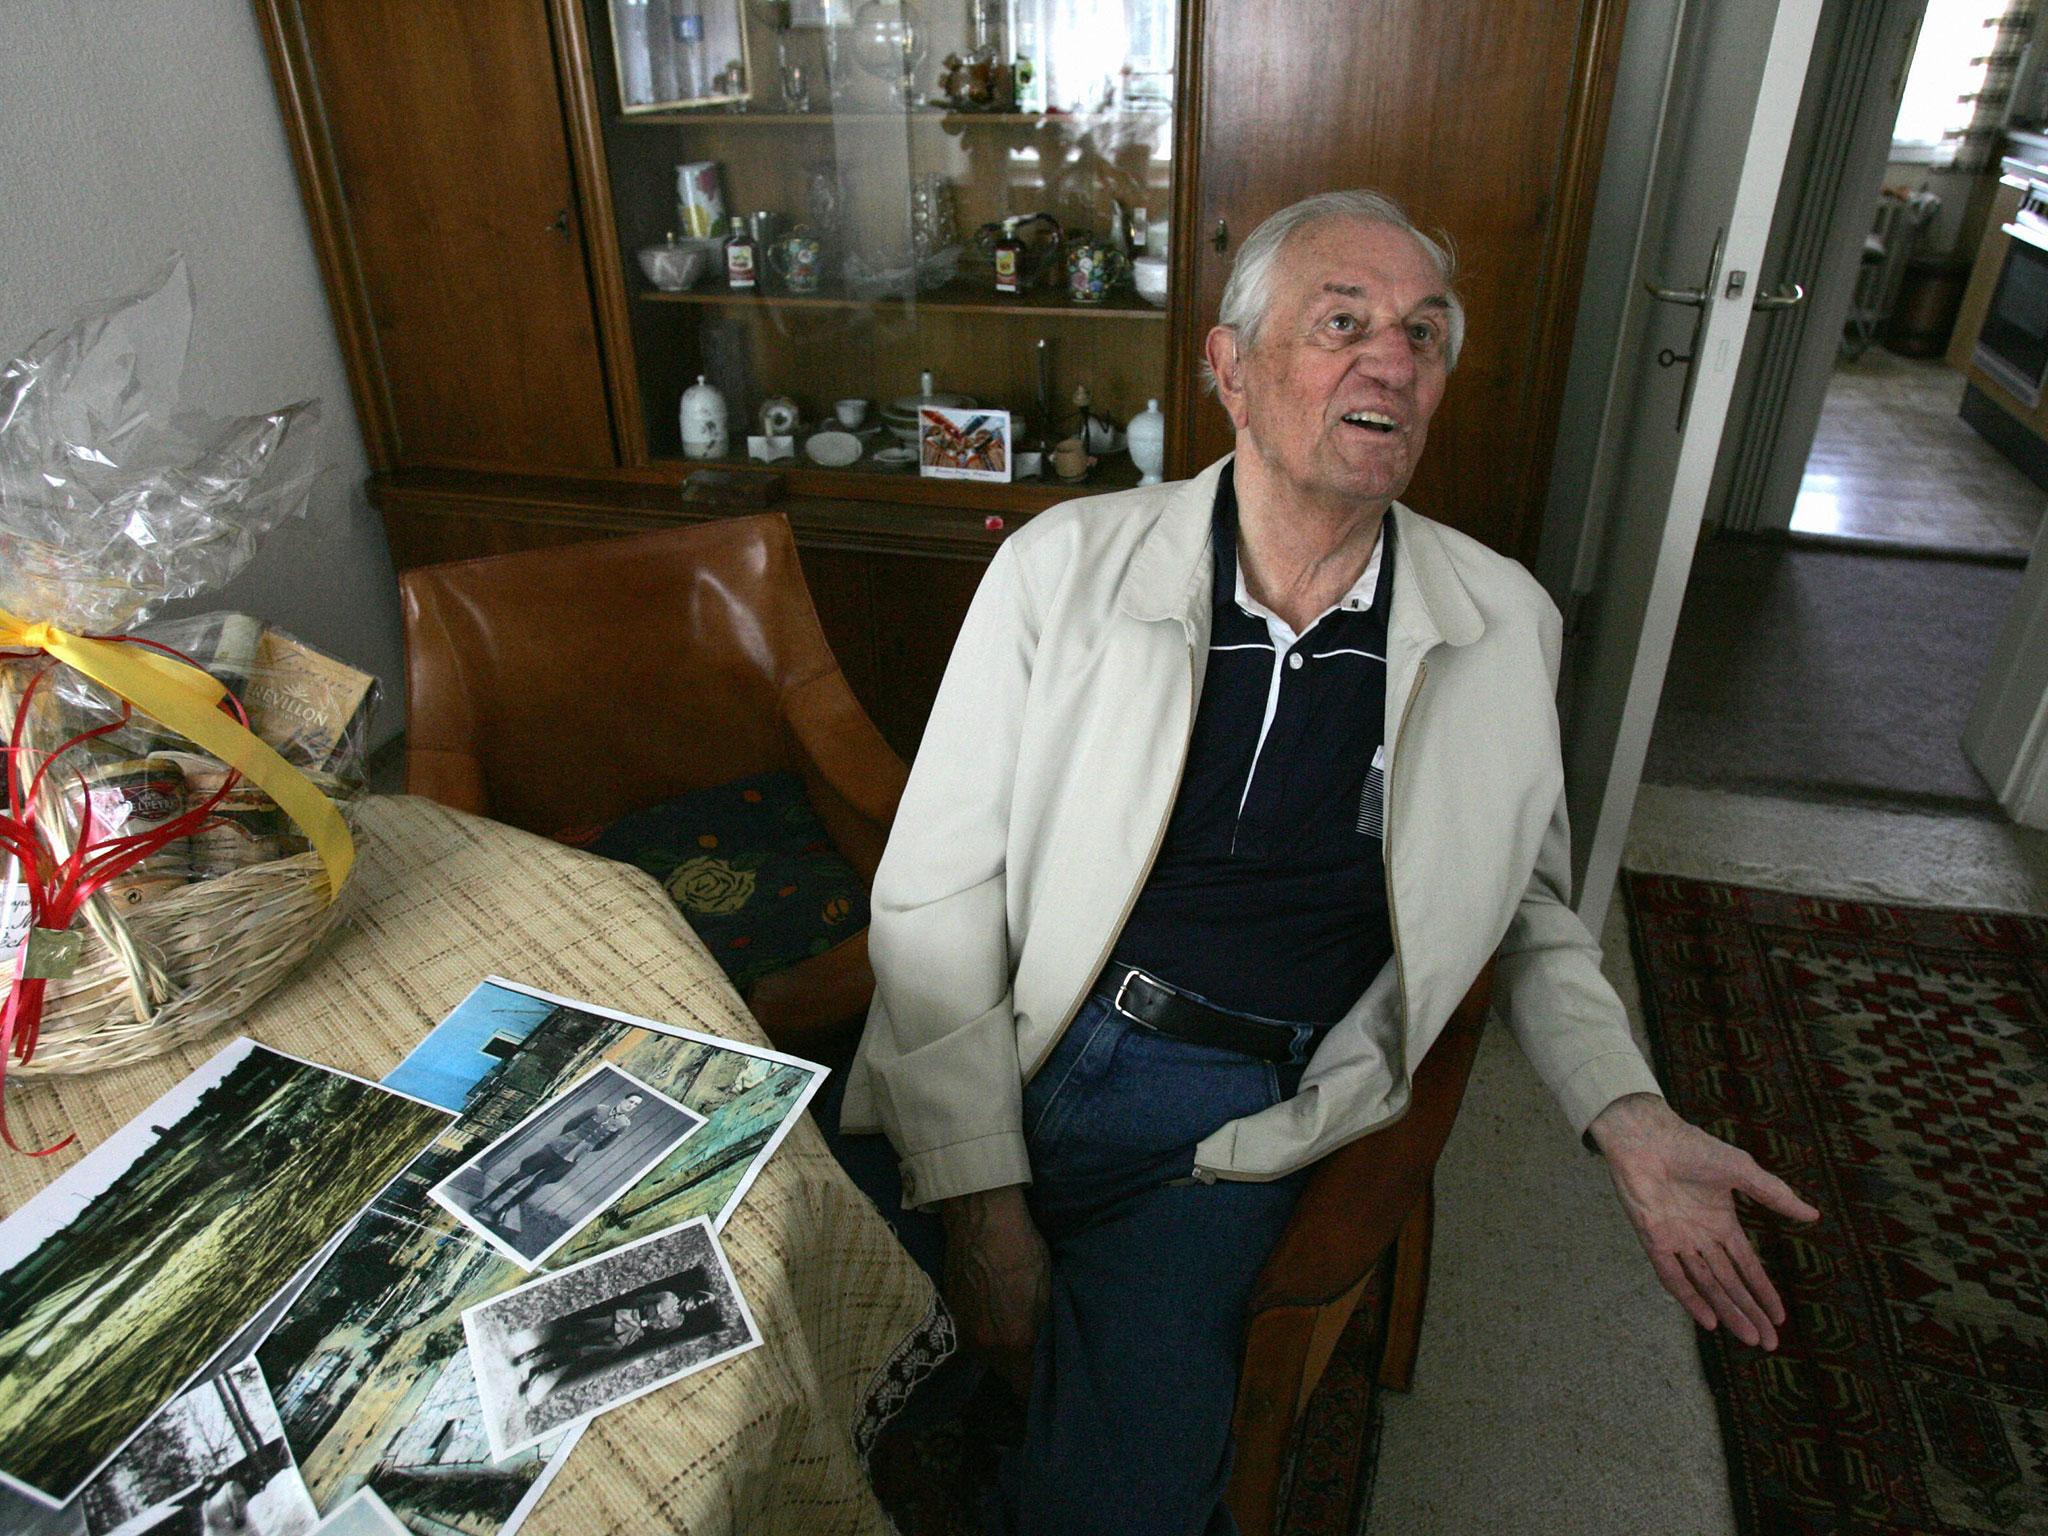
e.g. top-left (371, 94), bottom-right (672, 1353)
top-left (1645, 281), bottom-right (1709, 308)
top-left (1213, 219), bottom-right (1229, 253)
top-left (1753, 281), bottom-right (1806, 311)
top-left (548, 209), bottom-right (571, 238)
top-left (1644, 229), bottom-right (1725, 434)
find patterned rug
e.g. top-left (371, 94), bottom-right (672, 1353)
top-left (873, 1255), bottom-right (1391, 1535)
top-left (1623, 872), bottom-right (2048, 1534)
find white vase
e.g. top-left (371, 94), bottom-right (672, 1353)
top-left (680, 375), bottom-right (728, 459)
top-left (1127, 398), bottom-right (1165, 486)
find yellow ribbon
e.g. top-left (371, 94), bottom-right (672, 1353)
top-left (0, 606), bottom-right (353, 900)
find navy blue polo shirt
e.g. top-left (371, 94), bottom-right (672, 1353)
top-left (1108, 469), bottom-right (1395, 1024)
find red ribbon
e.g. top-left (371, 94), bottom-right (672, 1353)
top-left (1, 639), bottom-right (253, 1155)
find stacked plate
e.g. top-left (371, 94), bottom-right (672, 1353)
top-left (882, 377), bottom-right (976, 445)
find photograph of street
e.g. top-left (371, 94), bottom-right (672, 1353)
top-left (0, 1040), bottom-right (450, 1504)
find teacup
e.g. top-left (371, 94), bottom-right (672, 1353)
top-left (770, 232), bottom-right (824, 294)
top-left (834, 398), bottom-right (868, 428)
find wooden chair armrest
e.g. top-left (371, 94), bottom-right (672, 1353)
top-left (785, 670), bottom-right (907, 824)
top-left (744, 929), bottom-right (876, 1056)
top-left (403, 747), bottom-right (490, 816)
top-left (1248, 963), bottom-right (1492, 1312)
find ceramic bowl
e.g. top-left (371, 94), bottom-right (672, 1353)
top-left (1133, 256), bottom-right (1169, 307)
top-left (638, 242), bottom-right (710, 292)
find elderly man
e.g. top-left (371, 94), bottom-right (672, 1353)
top-left (829, 189), bottom-right (1817, 1534)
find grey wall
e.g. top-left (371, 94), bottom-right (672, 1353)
top-left (0, 0), bottom-right (404, 750)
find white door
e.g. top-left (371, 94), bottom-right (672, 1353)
top-left (1558, 0), bottom-right (1826, 935)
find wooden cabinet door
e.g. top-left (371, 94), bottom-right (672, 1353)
top-left (1171, 0), bottom-right (1618, 560)
top-left (270, 0), bottom-right (617, 472)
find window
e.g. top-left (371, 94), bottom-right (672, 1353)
top-left (1893, 1), bottom-right (2013, 163)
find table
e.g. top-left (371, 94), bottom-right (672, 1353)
top-left (0, 796), bottom-right (943, 1535)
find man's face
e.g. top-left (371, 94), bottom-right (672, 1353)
top-left (1207, 217), bottom-right (1453, 512)
top-left (619, 1095), bottom-right (643, 1115)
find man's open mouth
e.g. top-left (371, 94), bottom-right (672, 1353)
top-left (1342, 411), bottom-right (1400, 433)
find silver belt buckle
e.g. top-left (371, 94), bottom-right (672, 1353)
top-left (1111, 966), bottom-right (1150, 1026)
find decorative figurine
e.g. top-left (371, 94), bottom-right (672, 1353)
top-left (1127, 399), bottom-right (1165, 486)
top-left (758, 395), bottom-right (800, 437)
top-left (680, 375), bottom-right (729, 459)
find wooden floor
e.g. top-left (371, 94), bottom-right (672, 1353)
top-left (1793, 350), bottom-right (2045, 555)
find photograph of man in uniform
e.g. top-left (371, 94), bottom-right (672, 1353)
top-left (431, 1064), bottom-right (704, 1268)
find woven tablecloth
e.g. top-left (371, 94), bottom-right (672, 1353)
top-left (0, 795), bottom-right (944, 1535)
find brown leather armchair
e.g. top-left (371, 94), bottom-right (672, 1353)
top-left (1226, 963), bottom-right (1494, 1535)
top-left (399, 515), bottom-right (908, 1053)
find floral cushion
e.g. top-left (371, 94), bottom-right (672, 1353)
top-left (563, 770), bottom-right (869, 992)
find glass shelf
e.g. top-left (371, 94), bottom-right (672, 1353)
top-left (621, 108), bottom-right (1172, 127)
top-left (638, 280), bottom-right (1168, 319)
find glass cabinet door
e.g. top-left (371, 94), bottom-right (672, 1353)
top-left (591, 0), bottom-right (1178, 498)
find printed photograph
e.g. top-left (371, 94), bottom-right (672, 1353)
top-left (918, 405), bottom-right (1012, 482)
top-left (0, 1360), bottom-right (317, 1536)
top-left (0, 1039), bottom-right (450, 1506)
top-left (379, 982), bottom-right (560, 1113)
top-left (0, 1235), bottom-right (346, 1536)
top-left (430, 1064), bottom-right (704, 1269)
top-left (310, 1487), bottom-right (407, 1536)
top-left (254, 986), bottom-right (822, 1536)
top-left (463, 1218), bottom-right (759, 1460)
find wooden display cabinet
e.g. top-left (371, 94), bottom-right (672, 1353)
top-left (257, 0), bottom-right (1631, 751)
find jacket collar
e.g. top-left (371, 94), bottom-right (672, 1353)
top-left (1116, 454), bottom-right (1485, 652)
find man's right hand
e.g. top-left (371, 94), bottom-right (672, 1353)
top-left (938, 1183), bottom-right (1050, 1398)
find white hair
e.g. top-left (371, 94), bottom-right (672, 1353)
top-left (1202, 190), bottom-right (1465, 391)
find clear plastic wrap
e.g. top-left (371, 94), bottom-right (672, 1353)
top-left (0, 257), bottom-right (321, 632)
top-left (0, 262), bottom-right (365, 1105)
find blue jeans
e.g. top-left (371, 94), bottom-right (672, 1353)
top-left (820, 987), bottom-right (1317, 1536)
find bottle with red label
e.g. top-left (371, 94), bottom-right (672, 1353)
top-left (724, 215), bottom-right (758, 290)
top-left (994, 216), bottom-right (1023, 295)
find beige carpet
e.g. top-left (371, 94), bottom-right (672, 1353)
top-left (1363, 786), bottom-right (2048, 1535)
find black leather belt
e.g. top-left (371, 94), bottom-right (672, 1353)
top-left (1104, 966), bottom-right (1306, 1063)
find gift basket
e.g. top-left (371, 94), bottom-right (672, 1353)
top-left (0, 262), bottom-right (372, 1143)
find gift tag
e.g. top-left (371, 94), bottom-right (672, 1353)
top-left (22, 927), bottom-right (83, 980)
top-left (1, 861), bottom-right (28, 957)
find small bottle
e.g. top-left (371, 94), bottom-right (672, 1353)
top-left (724, 215), bottom-right (757, 290)
top-left (994, 217), bottom-right (1024, 294)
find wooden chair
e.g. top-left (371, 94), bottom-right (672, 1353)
top-left (1226, 963), bottom-right (1494, 1535)
top-left (399, 515), bottom-right (907, 1053)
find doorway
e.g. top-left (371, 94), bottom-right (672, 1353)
top-left (1638, 0), bottom-right (2040, 820)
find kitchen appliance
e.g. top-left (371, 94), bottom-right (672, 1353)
top-left (1975, 176), bottom-right (2048, 408)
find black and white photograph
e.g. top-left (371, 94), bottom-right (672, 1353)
top-left (71, 1359), bottom-right (318, 1536)
top-left (462, 1218), bottom-right (760, 1460)
top-left (429, 1064), bottom-right (704, 1269)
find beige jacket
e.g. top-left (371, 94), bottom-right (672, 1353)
top-left (840, 458), bottom-right (1662, 1209)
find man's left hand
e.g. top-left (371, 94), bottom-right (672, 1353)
top-left (1588, 1092), bottom-right (1820, 1351)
